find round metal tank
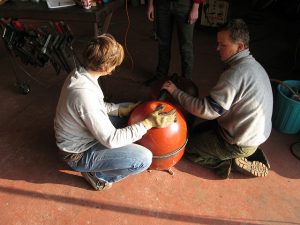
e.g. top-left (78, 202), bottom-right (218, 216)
top-left (128, 100), bottom-right (187, 172)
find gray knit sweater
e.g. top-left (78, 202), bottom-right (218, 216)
top-left (172, 49), bottom-right (273, 146)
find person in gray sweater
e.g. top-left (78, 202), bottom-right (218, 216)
top-left (162, 19), bottom-right (273, 179)
top-left (54, 34), bottom-right (176, 190)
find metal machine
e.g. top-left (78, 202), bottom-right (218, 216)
top-left (0, 19), bottom-right (77, 94)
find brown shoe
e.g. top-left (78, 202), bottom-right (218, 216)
top-left (247, 148), bottom-right (270, 169)
top-left (81, 172), bottom-right (112, 191)
top-left (233, 157), bottom-right (268, 177)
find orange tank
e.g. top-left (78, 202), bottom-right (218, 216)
top-left (128, 100), bottom-right (188, 173)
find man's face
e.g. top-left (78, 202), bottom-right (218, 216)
top-left (217, 31), bottom-right (244, 62)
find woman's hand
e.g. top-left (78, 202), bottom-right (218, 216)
top-left (147, 0), bottom-right (155, 21)
top-left (188, 3), bottom-right (199, 24)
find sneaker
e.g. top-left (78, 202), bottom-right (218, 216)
top-left (233, 157), bottom-right (268, 177)
top-left (81, 172), bottom-right (112, 191)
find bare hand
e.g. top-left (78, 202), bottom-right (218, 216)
top-left (161, 80), bottom-right (178, 94)
top-left (188, 3), bottom-right (199, 24)
top-left (147, 0), bottom-right (154, 21)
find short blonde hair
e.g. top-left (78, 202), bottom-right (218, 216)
top-left (82, 33), bottom-right (124, 72)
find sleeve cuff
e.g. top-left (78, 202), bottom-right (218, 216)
top-left (107, 103), bottom-right (120, 116)
top-left (194, 0), bottom-right (204, 4)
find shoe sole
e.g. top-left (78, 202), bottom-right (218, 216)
top-left (234, 158), bottom-right (268, 177)
top-left (247, 148), bottom-right (271, 169)
top-left (81, 172), bottom-right (112, 191)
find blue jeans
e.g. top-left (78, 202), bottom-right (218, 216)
top-left (67, 115), bottom-right (152, 183)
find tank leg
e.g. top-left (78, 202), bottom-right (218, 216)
top-left (167, 168), bottom-right (174, 176)
top-left (147, 168), bottom-right (174, 175)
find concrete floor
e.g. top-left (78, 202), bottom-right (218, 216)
top-left (0, 2), bottom-right (300, 225)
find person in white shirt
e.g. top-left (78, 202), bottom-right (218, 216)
top-left (54, 34), bottom-right (176, 190)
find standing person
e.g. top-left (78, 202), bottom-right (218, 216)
top-left (54, 34), bottom-right (176, 191)
top-left (146, 0), bottom-right (204, 83)
top-left (162, 19), bottom-right (273, 179)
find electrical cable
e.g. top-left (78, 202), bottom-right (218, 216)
top-left (124, 0), bottom-right (134, 70)
top-left (7, 51), bottom-right (48, 88)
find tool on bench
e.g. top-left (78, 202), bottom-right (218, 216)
top-left (0, 18), bottom-right (78, 94)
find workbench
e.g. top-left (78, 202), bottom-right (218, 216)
top-left (0, 0), bottom-right (124, 37)
top-left (0, 0), bottom-right (124, 94)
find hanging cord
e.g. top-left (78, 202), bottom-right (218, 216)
top-left (124, 0), bottom-right (134, 70)
top-left (69, 43), bottom-right (82, 71)
top-left (8, 52), bottom-right (48, 88)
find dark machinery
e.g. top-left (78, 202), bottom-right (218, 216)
top-left (0, 18), bottom-right (78, 94)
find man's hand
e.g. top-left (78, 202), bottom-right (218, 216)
top-left (161, 80), bottom-right (178, 95)
top-left (142, 104), bottom-right (177, 129)
top-left (118, 102), bottom-right (140, 117)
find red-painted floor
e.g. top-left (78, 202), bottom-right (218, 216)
top-left (0, 4), bottom-right (299, 225)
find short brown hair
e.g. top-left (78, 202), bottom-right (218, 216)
top-left (218, 19), bottom-right (250, 48)
top-left (82, 33), bottom-right (124, 72)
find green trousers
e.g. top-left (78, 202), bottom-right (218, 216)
top-left (185, 121), bottom-right (257, 178)
top-left (155, 0), bottom-right (194, 79)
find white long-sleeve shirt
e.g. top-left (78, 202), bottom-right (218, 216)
top-left (54, 67), bottom-right (147, 153)
top-left (172, 49), bottom-right (273, 147)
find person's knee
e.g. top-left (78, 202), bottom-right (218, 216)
top-left (141, 148), bottom-right (153, 169)
top-left (132, 145), bottom-right (153, 169)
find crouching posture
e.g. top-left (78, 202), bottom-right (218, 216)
top-left (54, 34), bottom-right (176, 190)
top-left (162, 19), bottom-right (272, 179)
